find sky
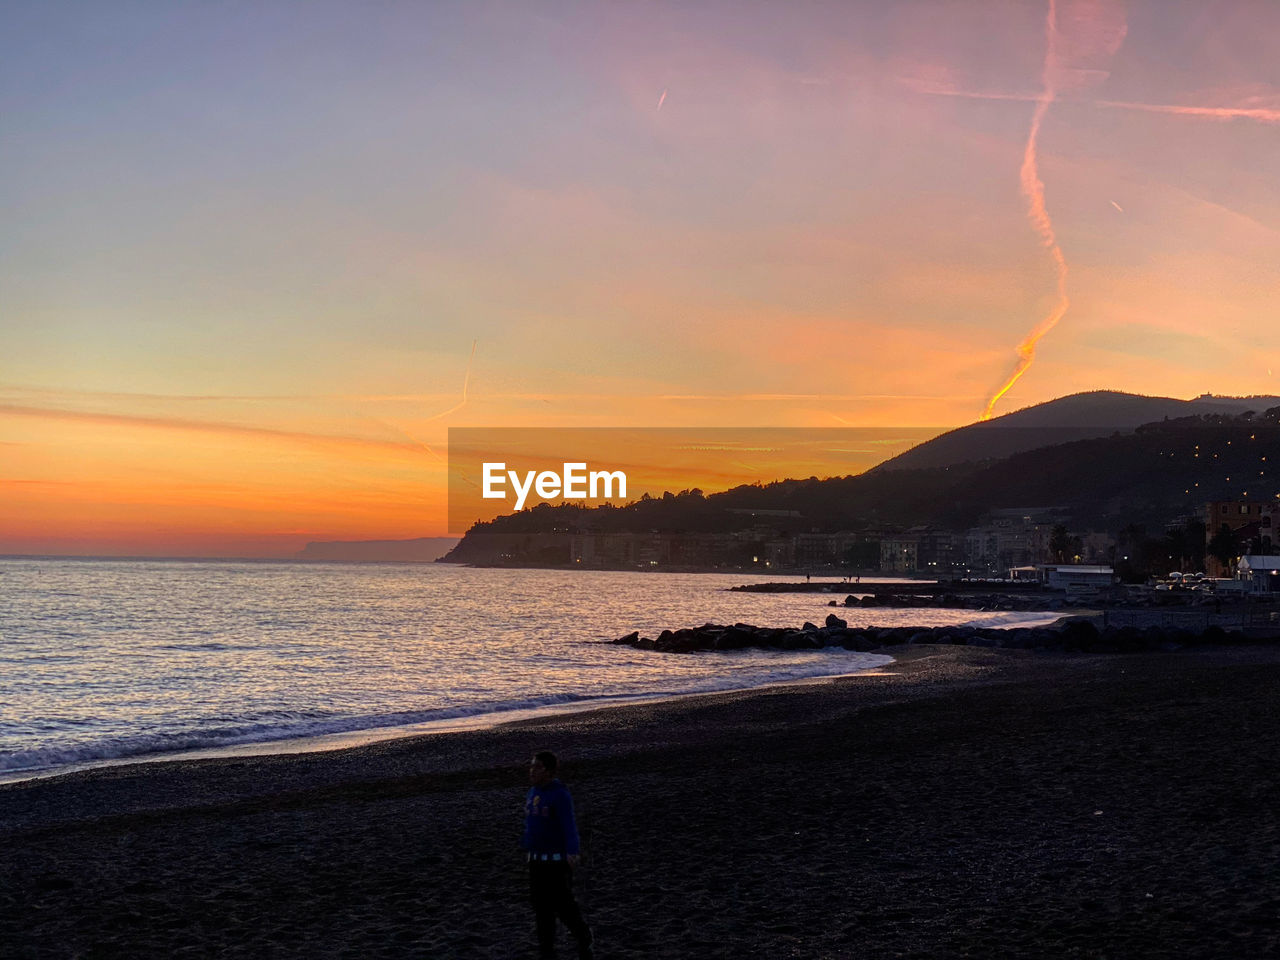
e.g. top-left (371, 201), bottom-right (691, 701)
top-left (2, 0), bottom-right (1278, 556)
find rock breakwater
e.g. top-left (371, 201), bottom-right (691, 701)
top-left (611, 615), bottom-right (1257, 655)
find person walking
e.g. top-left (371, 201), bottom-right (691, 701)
top-left (521, 750), bottom-right (594, 960)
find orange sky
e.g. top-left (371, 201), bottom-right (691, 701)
top-left (2, 1), bottom-right (1278, 556)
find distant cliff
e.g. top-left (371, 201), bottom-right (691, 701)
top-left (295, 537), bottom-right (459, 563)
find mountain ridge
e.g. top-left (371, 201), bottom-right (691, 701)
top-left (873, 391), bottom-right (1280, 472)
top-left (441, 395), bottom-right (1280, 565)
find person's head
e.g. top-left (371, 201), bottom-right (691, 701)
top-left (529, 750), bottom-right (558, 786)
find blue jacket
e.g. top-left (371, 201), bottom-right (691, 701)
top-left (521, 779), bottom-right (581, 856)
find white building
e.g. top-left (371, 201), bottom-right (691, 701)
top-left (1013, 564), bottom-right (1115, 592)
top-left (1237, 555), bottom-right (1280, 593)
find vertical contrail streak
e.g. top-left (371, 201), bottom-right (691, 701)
top-left (982, 0), bottom-right (1069, 421)
top-left (349, 339), bottom-right (479, 471)
top-left (421, 339), bottom-right (477, 424)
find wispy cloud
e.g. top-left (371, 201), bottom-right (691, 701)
top-left (0, 478), bottom-right (81, 486)
top-left (0, 384), bottom-right (326, 402)
top-left (0, 404), bottom-right (426, 454)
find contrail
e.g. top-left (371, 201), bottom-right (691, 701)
top-left (420, 339), bottom-right (477, 424)
top-left (1096, 100), bottom-right (1280, 124)
top-left (982, 0), bottom-right (1069, 422)
top-left (908, 87), bottom-right (1280, 126)
top-left (356, 339), bottom-right (478, 467)
top-left (657, 88), bottom-right (667, 111)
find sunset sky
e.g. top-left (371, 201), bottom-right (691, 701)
top-left (3, 0), bottom-right (1278, 556)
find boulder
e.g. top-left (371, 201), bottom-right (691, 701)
top-left (714, 626), bottom-right (757, 650)
top-left (780, 630), bottom-right (813, 650)
top-left (840, 633), bottom-right (877, 652)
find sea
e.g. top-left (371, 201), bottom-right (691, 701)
top-left (0, 559), bottom-right (1063, 781)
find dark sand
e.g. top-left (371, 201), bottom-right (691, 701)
top-left (3, 645), bottom-right (1279, 959)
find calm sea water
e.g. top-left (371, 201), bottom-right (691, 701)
top-left (0, 560), bottom-right (1060, 779)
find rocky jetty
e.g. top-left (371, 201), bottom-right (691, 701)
top-left (735, 580), bottom-right (1272, 613)
top-left (729, 581), bottom-right (1045, 594)
top-left (612, 615), bottom-right (1257, 655)
top-left (832, 592), bottom-right (1068, 612)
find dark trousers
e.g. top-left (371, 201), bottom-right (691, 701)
top-left (528, 860), bottom-right (591, 958)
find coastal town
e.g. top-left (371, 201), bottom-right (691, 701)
top-left (442, 400), bottom-right (1280, 608)
top-left (448, 497), bottom-right (1279, 598)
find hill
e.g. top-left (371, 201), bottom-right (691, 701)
top-left (873, 391), bottom-right (1280, 472)
top-left (441, 405), bottom-right (1280, 565)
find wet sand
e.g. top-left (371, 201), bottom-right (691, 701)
top-left (3, 644), bottom-right (1279, 959)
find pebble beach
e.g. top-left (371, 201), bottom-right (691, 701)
top-left (4, 644), bottom-right (1279, 959)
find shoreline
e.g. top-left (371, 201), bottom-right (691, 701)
top-left (0, 651), bottom-right (896, 788)
top-left (5, 643), bottom-right (1280, 957)
top-left (0, 612), bottom-right (1096, 787)
top-left (0, 605), bottom-right (1219, 787)
top-left (0, 645), bottom-right (995, 832)
top-left (0, 644), bottom-right (1030, 832)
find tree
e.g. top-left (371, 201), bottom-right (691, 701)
top-left (1207, 523), bottom-right (1239, 570)
top-left (1247, 533), bottom-right (1274, 557)
top-left (1049, 524), bottom-right (1072, 563)
top-left (1118, 524), bottom-right (1147, 555)
top-left (1183, 519), bottom-right (1207, 569)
